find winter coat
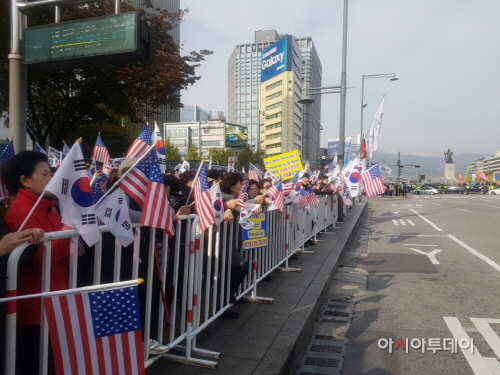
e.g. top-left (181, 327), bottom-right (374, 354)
top-left (4, 189), bottom-right (70, 325)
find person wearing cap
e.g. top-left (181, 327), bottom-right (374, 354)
top-left (207, 169), bottom-right (220, 188)
top-left (301, 173), bottom-right (310, 189)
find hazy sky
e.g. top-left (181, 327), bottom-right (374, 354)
top-left (179, 0), bottom-right (500, 157)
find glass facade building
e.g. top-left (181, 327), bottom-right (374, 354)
top-left (181, 105), bottom-right (212, 122)
top-left (228, 30), bottom-right (322, 168)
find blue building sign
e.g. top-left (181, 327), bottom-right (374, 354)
top-left (261, 37), bottom-right (290, 82)
top-left (327, 137), bottom-right (353, 164)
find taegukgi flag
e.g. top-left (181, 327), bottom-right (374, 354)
top-left (44, 142), bottom-right (100, 246)
top-left (95, 188), bottom-right (134, 247)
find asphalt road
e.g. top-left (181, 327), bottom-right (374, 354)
top-left (342, 194), bottom-right (500, 375)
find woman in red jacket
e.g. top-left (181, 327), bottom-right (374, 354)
top-left (1, 151), bottom-right (72, 375)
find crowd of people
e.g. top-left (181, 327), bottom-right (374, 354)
top-left (0, 151), bottom-right (340, 374)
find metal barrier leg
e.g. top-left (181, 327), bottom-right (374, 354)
top-left (279, 209), bottom-right (301, 272)
top-left (247, 253), bottom-right (274, 304)
top-left (297, 206), bottom-right (314, 254)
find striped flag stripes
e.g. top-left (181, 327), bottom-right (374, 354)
top-left (360, 164), bottom-right (385, 198)
top-left (91, 134), bottom-right (111, 164)
top-left (126, 125), bottom-right (152, 159)
top-left (118, 149), bottom-right (154, 207)
top-left (192, 165), bottom-right (215, 231)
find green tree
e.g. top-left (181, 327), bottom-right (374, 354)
top-left (208, 147), bottom-right (232, 166)
top-left (164, 137), bottom-right (181, 161)
top-left (237, 146), bottom-right (255, 171)
top-left (1, 1), bottom-right (212, 148)
top-left (186, 144), bottom-right (201, 161)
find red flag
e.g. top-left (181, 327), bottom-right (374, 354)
top-left (44, 286), bottom-right (145, 375)
top-left (360, 140), bottom-right (367, 160)
top-left (192, 166), bottom-right (215, 231)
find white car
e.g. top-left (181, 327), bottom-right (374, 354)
top-left (488, 188), bottom-right (500, 195)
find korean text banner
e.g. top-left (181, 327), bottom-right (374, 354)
top-left (242, 211), bottom-right (267, 250)
top-left (263, 150), bottom-right (303, 180)
top-left (261, 37), bottom-right (289, 82)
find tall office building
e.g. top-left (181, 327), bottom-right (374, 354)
top-left (228, 30), bottom-right (322, 167)
top-left (129, 0), bottom-right (181, 134)
top-left (259, 36), bottom-right (303, 159)
top-left (297, 37), bottom-right (322, 168)
top-left (181, 105), bottom-right (212, 122)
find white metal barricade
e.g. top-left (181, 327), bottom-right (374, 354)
top-left (1, 196), bottom-right (341, 373)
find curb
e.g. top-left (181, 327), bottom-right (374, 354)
top-left (254, 202), bottom-right (367, 375)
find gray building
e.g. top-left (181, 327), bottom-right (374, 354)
top-left (181, 105), bottom-right (212, 122)
top-left (228, 30), bottom-right (322, 168)
top-left (164, 122), bottom-right (200, 157)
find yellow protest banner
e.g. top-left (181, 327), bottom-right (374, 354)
top-left (263, 150), bottom-right (303, 181)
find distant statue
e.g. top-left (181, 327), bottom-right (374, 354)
top-left (444, 149), bottom-right (454, 164)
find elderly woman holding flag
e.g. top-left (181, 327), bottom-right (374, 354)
top-left (1, 151), bottom-right (75, 374)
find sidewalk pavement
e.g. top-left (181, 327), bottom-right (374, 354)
top-left (147, 202), bottom-right (366, 375)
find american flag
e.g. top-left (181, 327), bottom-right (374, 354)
top-left (299, 189), bottom-right (309, 208)
top-left (91, 134), bottom-right (111, 164)
top-left (140, 154), bottom-right (174, 237)
top-left (91, 175), bottom-right (104, 204)
top-left (248, 164), bottom-right (262, 181)
top-left (360, 165), bottom-right (385, 198)
top-left (283, 172), bottom-right (300, 194)
top-left (267, 179), bottom-right (284, 213)
top-left (119, 149), bottom-right (153, 207)
top-left (43, 286), bottom-right (145, 375)
top-left (305, 186), bottom-right (317, 205)
top-left (152, 122), bottom-right (166, 173)
top-left (192, 166), bottom-right (215, 231)
top-left (34, 142), bottom-right (47, 154)
top-left (0, 140), bottom-right (15, 197)
top-left (238, 180), bottom-right (248, 208)
top-left (126, 125), bottom-right (152, 159)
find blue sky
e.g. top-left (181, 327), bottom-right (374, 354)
top-left (179, 0), bottom-right (500, 157)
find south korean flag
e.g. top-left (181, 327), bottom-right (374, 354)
top-left (95, 188), bottom-right (134, 247)
top-left (44, 142), bottom-right (101, 246)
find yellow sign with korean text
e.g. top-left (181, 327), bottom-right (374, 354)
top-left (263, 150), bottom-right (303, 181)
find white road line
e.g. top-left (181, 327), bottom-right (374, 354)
top-left (410, 209), bottom-right (443, 232)
top-left (484, 358), bottom-right (500, 375)
top-left (392, 219), bottom-right (399, 226)
top-left (408, 248), bottom-right (442, 264)
top-left (457, 208), bottom-right (473, 213)
top-left (407, 220), bottom-right (416, 226)
top-left (471, 318), bottom-right (500, 364)
top-left (443, 317), bottom-right (494, 375)
top-left (399, 219), bottom-right (406, 226)
top-left (404, 244), bottom-right (437, 246)
top-left (433, 203), bottom-right (441, 205)
top-left (449, 234), bottom-right (500, 273)
top-left (491, 206), bottom-right (500, 209)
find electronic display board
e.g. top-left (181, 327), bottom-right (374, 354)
top-left (225, 124), bottom-right (248, 148)
top-left (24, 13), bottom-right (151, 69)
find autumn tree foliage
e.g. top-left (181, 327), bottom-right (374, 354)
top-left (2, 0), bottom-right (212, 148)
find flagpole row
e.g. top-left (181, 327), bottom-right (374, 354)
top-left (17, 191), bottom-right (46, 232)
top-left (95, 143), bottom-right (157, 207)
top-left (0, 279), bottom-right (141, 304)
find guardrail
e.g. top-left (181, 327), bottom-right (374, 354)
top-left (1, 195), bottom-right (339, 373)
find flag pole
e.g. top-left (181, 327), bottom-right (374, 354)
top-left (185, 159), bottom-right (205, 203)
top-left (17, 192), bottom-right (46, 231)
top-left (0, 279), bottom-right (142, 303)
top-left (90, 173), bottom-right (98, 187)
top-left (95, 143), bottom-right (156, 207)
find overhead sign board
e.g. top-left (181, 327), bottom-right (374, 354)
top-left (24, 12), bottom-right (152, 69)
top-left (261, 36), bottom-right (291, 82)
top-left (263, 150), bottom-right (303, 180)
top-left (327, 137), bottom-right (352, 163)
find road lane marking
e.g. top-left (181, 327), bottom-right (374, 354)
top-left (408, 248), bottom-right (442, 264)
top-left (432, 203), bottom-right (441, 205)
top-left (404, 244), bottom-right (437, 246)
top-left (410, 209), bottom-right (443, 232)
top-left (443, 317), bottom-right (494, 375)
top-left (457, 208), bottom-right (473, 213)
top-left (392, 219), bottom-right (398, 225)
top-left (392, 219), bottom-right (416, 226)
top-left (471, 318), bottom-right (500, 364)
top-left (448, 234), bottom-right (500, 273)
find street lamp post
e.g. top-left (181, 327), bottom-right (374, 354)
top-left (360, 73), bottom-right (398, 150)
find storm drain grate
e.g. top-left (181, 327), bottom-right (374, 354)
top-left (318, 299), bottom-right (355, 323)
top-left (296, 336), bottom-right (347, 375)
